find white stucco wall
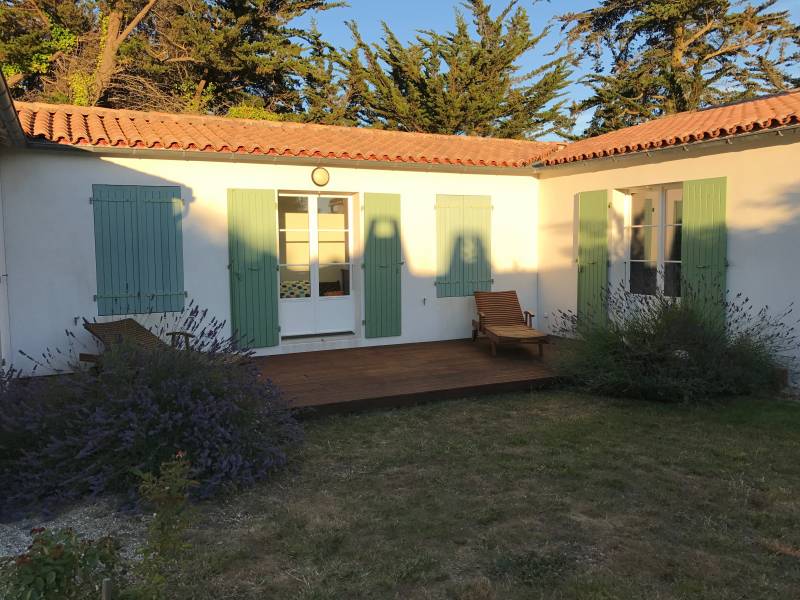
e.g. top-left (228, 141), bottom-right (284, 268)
top-left (0, 149), bottom-right (540, 371)
top-left (537, 133), bottom-right (800, 377)
top-left (0, 154), bottom-right (10, 365)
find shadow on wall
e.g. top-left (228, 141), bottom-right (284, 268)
top-left (8, 150), bottom-right (543, 373)
top-left (437, 234), bottom-right (491, 297)
top-left (4, 150), bottom-right (199, 374)
top-left (538, 181), bottom-right (800, 383)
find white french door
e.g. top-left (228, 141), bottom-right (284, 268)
top-left (278, 193), bottom-right (355, 336)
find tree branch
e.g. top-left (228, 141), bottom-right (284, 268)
top-left (117, 0), bottom-right (159, 47)
top-left (5, 72), bottom-right (24, 87)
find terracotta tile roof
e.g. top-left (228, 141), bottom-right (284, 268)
top-left (14, 101), bottom-right (557, 168)
top-left (543, 90), bottom-right (800, 166)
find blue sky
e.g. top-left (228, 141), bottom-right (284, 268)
top-left (296, 0), bottom-right (800, 137)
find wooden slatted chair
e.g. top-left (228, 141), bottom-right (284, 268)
top-left (79, 318), bottom-right (192, 364)
top-left (472, 291), bottom-right (548, 358)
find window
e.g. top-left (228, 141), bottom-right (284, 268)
top-left (92, 185), bottom-right (185, 315)
top-left (277, 194), bottom-right (351, 300)
top-left (435, 195), bottom-right (492, 298)
top-left (626, 184), bottom-right (682, 297)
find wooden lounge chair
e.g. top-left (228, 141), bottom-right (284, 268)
top-left (79, 318), bottom-right (192, 363)
top-left (472, 291), bottom-right (548, 358)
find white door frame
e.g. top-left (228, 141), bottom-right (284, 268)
top-left (278, 192), bottom-right (356, 337)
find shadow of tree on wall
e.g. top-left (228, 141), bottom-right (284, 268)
top-left (437, 234), bottom-right (492, 297)
top-left (364, 207), bottom-right (401, 337)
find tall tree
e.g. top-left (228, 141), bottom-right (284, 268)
top-left (0, 1), bottom-right (91, 90)
top-left (346, 0), bottom-right (574, 139)
top-left (125, 0), bottom-right (343, 114)
top-left (0, 1), bottom-right (160, 105)
top-left (1, 0), bottom-right (343, 112)
top-left (560, 0), bottom-right (800, 136)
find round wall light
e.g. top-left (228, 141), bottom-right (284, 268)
top-left (311, 166), bottom-right (330, 187)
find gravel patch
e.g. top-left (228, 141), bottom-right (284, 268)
top-left (0, 499), bottom-right (146, 560)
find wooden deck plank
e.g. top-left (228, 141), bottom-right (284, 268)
top-left (255, 338), bottom-right (558, 413)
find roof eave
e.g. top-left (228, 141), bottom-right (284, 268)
top-left (532, 123), bottom-right (800, 173)
top-left (21, 140), bottom-right (541, 177)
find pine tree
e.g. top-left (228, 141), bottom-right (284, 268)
top-left (0, 0), bottom-right (344, 112)
top-left (345, 0), bottom-right (573, 139)
top-left (560, 0), bottom-right (800, 136)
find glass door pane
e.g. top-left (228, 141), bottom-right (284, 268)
top-left (317, 197), bottom-right (351, 296)
top-left (278, 196), bottom-right (311, 299)
top-left (664, 184), bottom-right (683, 297)
top-left (629, 190), bottom-right (658, 295)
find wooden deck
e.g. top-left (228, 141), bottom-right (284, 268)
top-left (255, 338), bottom-right (558, 413)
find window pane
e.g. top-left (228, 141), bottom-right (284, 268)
top-left (318, 197), bottom-right (349, 230)
top-left (318, 234), bottom-right (349, 264)
top-left (278, 196), bottom-right (309, 230)
top-left (319, 265), bottom-right (350, 296)
top-left (630, 226), bottom-right (656, 261)
top-left (665, 225), bottom-right (682, 261)
top-left (280, 267), bottom-right (310, 298)
top-left (630, 261), bottom-right (657, 295)
top-left (631, 193), bottom-right (655, 226)
top-left (279, 230), bottom-right (309, 265)
top-left (665, 186), bottom-right (683, 225)
top-left (665, 263), bottom-right (681, 297)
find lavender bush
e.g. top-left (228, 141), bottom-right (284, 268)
top-left (553, 281), bottom-right (798, 403)
top-left (0, 305), bottom-right (302, 518)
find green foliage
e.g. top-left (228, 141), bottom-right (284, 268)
top-left (67, 71), bottom-right (92, 106)
top-left (2, 307), bottom-right (302, 516)
top-left (0, 528), bottom-right (121, 600)
top-left (559, 0), bottom-right (800, 136)
top-left (123, 454), bottom-right (197, 600)
top-left (554, 284), bottom-right (797, 402)
top-left (347, 0), bottom-right (573, 138)
top-left (226, 104), bottom-right (283, 121)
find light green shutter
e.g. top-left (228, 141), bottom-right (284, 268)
top-left (227, 189), bottom-right (280, 348)
top-left (435, 195), bottom-right (492, 298)
top-left (462, 195), bottom-right (492, 295)
top-left (436, 195), bottom-right (464, 297)
top-left (682, 177), bottom-right (727, 318)
top-left (577, 190), bottom-right (609, 326)
top-left (92, 184), bottom-right (184, 316)
top-left (364, 193), bottom-right (402, 338)
top-left (137, 187), bottom-right (185, 313)
top-left (93, 185), bottom-right (141, 315)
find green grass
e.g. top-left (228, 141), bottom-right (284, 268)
top-left (172, 391), bottom-right (800, 599)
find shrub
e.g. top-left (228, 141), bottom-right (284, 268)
top-left (0, 305), bottom-right (302, 517)
top-left (123, 453), bottom-right (197, 600)
top-left (553, 283), bottom-right (798, 403)
top-left (0, 527), bottom-right (121, 600)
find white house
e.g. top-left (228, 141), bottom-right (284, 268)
top-left (0, 73), bottom-right (798, 379)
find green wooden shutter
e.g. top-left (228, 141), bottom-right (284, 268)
top-left (682, 177), bottom-right (727, 318)
top-left (92, 184), bottom-right (184, 316)
top-left (577, 190), bottom-right (609, 326)
top-left (435, 195), bottom-right (492, 298)
top-left (227, 189), bottom-right (279, 348)
top-left (137, 186), bottom-right (184, 313)
top-left (93, 185), bottom-right (141, 315)
top-left (462, 195), bottom-right (492, 294)
top-left (364, 193), bottom-right (402, 338)
top-left (436, 195), bottom-right (464, 297)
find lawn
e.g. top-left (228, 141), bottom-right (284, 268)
top-left (172, 391), bottom-right (800, 599)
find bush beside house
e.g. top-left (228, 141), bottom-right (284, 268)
top-left (554, 284), bottom-right (798, 403)
top-left (0, 308), bottom-right (302, 518)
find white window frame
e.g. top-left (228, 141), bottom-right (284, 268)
top-left (623, 183), bottom-right (682, 297)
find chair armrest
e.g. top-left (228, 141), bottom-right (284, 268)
top-left (523, 310), bottom-right (535, 327)
top-left (166, 331), bottom-right (195, 349)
